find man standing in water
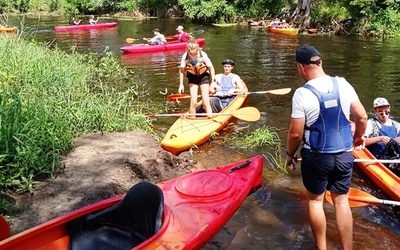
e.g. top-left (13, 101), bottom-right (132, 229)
top-left (285, 46), bottom-right (367, 249)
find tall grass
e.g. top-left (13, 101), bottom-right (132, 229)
top-left (0, 35), bottom-right (153, 192)
top-left (229, 125), bottom-right (287, 173)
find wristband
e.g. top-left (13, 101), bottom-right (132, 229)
top-left (286, 150), bottom-right (295, 157)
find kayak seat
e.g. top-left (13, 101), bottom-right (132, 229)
top-left (68, 181), bottom-right (164, 250)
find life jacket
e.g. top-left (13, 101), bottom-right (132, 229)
top-left (185, 50), bottom-right (208, 76)
top-left (216, 74), bottom-right (237, 108)
top-left (367, 117), bottom-right (398, 159)
top-left (179, 33), bottom-right (190, 42)
top-left (69, 19), bottom-right (75, 26)
top-left (303, 77), bottom-right (353, 153)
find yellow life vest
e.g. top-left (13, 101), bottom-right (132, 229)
top-left (185, 50), bottom-right (208, 76)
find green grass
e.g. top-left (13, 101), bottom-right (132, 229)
top-left (0, 35), bottom-right (153, 192)
top-left (229, 125), bottom-right (287, 173)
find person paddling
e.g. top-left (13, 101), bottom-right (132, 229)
top-left (175, 25), bottom-right (191, 42)
top-left (89, 15), bottom-right (99, 25)
top-left (143, 28), bottom-right (167, 45)
top-left (69, 16), bottom-right (81, 26)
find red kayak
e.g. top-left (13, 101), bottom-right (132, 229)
top-left (0, 155), bottom-right (263, 250)
top-left (54, 22), bottom-right (117, 31)
top-left (120, 38), bottom-right (206, 54)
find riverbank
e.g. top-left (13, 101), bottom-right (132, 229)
top-left (3, 131), bottom-right (198, 236)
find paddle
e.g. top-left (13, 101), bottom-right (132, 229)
top-left (166, 87), bottom-right (292, 102)
top-left (354, 158), bottom-right (400, 164)
top-left (149, 107), bottom-right (260, 122)
top-left (0, 215), bottom-right (10, 241)
top-left (325, 187), bottom-right (400, 207)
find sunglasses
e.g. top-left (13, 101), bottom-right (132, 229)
top-left (378, 110), bottom-right (391, 116)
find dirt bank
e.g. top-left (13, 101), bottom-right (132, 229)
top-left (4, 131), bottom-right (197, 235)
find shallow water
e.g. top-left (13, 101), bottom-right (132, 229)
top-left (10, 15), bottom-right (400, 248)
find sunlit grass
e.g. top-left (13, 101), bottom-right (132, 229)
top-left (230, 125), bottom-right (287, 173)
top-left (0, 35), bottom-right (153, 192)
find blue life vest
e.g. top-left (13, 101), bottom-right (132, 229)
top-left (303, 78), bottom-right (353, 153)
top-left (367, 118), bottom-right (398, 158)
top-left (219, 75), bottom-right (236, 108)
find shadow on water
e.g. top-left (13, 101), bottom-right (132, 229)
top-left (10, 15), bottom-right (400, 249)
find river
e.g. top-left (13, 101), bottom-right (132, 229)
top-left (9, 15), bottom-right (400, 249)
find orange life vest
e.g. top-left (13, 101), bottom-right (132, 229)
top-left (185, 50), bottom-right (208, 76)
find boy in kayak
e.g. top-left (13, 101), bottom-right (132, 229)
top-left (89, 15), bottom-right (99, 25)
top-left (143, 28), bottom-right (167, 45)
top-left (197, 59), bottom-right (246, 113)
top-left (363, 97), bottom-right (400, 170)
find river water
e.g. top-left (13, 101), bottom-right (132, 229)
top-left (9, 15), bottom-right (400, 249)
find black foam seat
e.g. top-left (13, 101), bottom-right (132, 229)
top-left (68, 181), bottom-right (164, 250)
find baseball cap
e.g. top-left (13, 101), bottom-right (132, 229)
top-left (152, 28), bottom-right (160, 32)
top-left (373, 97), bottom-right (390, 108)
top-left (176, 25), bottom-right (184, 30)
top-left (222, 59), bottom-right (235, 66)
top-left (295, 46), bottom-right (322, 65)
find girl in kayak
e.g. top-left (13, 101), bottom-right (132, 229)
top-left (178, 37), bottom-right (215, 117)
top-left (69, 16), bottom-right (81, 26)
top-left (89, 15), bottom-right (99, 25)
top-left (175, 25), bottom-right (190, 42)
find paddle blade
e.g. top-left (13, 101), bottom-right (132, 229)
top-left (266, 88), bottom-right (292, 95)
top-left (167, 94), bottom-right (191, 102)
top-left (325, 190), bottom-right (371, 207)
top-left (125, 38), bottom-right (136, 44)
top-left (325, 188), bottom-right (382, 208)
top-left (232, 107), bottom-right (260, 121)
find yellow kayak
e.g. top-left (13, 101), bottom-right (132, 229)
top-left (266, 25), bottom-right (299, 36)
top-left (0, 27), bottom-right (17, 33)
top-left (353, 147), bottom-right (400, 200)
top-left (161, 84), bottom-right (248, 155)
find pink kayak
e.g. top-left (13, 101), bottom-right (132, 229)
top-left (120, 38), bottom-right (206, 54)
top-left (54, 22), bottom-right (117, 31)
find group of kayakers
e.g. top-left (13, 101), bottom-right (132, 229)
top-left (69, 15), bottom-right (99, 26)
top-left (143, 25), bottom-right (191, 45)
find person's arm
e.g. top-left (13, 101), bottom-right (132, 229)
top-left (161, 35), bottom-right (167, 43)
top-left (178, 55), bottom-right (186, 94)
top-left (233, 75), bottom-right (246, 93)
top-left (286, 117), bottom-right (305, 170)
top-left (350, 99), bottom-right (368, 149)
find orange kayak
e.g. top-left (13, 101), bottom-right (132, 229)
top-left (353, 147), bottom-right (400, 200)
top-left (0, 27), bottom-right (17, 33)
top-left (0, 155), bottom-right (263, 249)
top-left (161, 83), bottom-right (248, 155)
top-left (266, 25), bottom-right (299, 36)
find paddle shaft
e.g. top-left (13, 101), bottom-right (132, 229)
top-left (167, 87), bottom-right (292, 102)
top-left (354, 158), bottom-right (400, 164)
top-left (296, 157), bottom-right (400, 164)
top-left (149, 107), bottom-right (260, 122)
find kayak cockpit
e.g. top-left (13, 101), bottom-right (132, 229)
top-left (68, 181), bottom-right (164, 249)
